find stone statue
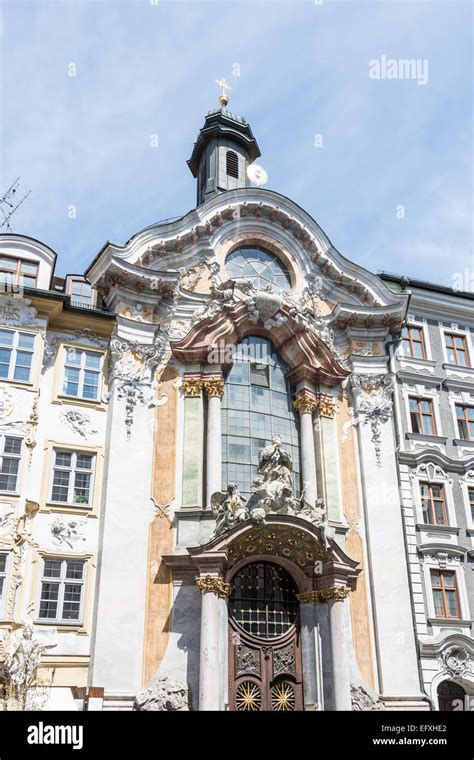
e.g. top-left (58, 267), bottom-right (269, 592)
top-left (211, 483), bottom-right (248, 537)
top-left (247, 436), bottom-right (297, 519)
top-left (297, 496), bottom-right (335, 549)
top-left (194, 280), bottom-right (235, 321)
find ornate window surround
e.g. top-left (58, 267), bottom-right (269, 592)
top-left (398, 315), bottom-right (433, 366)
top-left (39, 440), bottom-right (104, 517)
top-left (439, 323), bottom-right (473, 369)
top-left (32, 549), bottom-right (95, 635)
top-left (410, 462), bottom-right (457, 529)
top-left (51, 339), bottom-right (108, 412)
top-left (421, 552), bottom-right (470, 628)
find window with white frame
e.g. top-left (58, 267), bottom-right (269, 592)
top-left (69, 280), bottom-right (93, 308)
top-left (430, 569), bottom-right (461, 619)
top-left (401, 325), bottom-right (426, 359)
top-left (455, 404), bottom-right (474, 441)
top-left (0, 329), bottom-right (35, 383)
top-left (61, 347), bottom-right (103, 401)
top-left (444, 333), bottom-right (470, 367)
top-left (420, 482), bottom-right (448, 526)
top-left (0, 436), bottom-right (23, 492)
top-left (50, 450), bottom-right (95, 506)
top-left (0, 552), bottom-right (9, 616)
top-left (38, 558), bottom-right (85, 623)
top-left (409, 397), bottom-right (437, 435)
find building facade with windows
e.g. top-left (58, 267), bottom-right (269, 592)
top-left (380, 274), bottom-right (474, 710)
top-left (0, 101), bottom-right (472, 712)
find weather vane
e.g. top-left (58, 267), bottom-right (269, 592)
top-left (216, 77), bottom-right (231, 108)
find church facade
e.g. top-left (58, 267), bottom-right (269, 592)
top-left (0, 99), bottom-right (472, 711)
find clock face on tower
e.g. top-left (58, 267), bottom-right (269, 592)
top-left (225, 246), bottom-right (291, 291)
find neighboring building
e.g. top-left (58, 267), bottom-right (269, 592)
top-left (380, 273), bottom-right (474, 710)
top-left (0, 96), bottom-right (471, 711)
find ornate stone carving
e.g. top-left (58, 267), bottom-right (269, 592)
top-left (134, 677), bottom-right (190, 711)
top-left (0, 296), bottom-right (37, 326)
top-left (316, 393), bottom-right (336, 418)
top-left (0, 501), bottom-right (15, 533)
top-left (348, 373), bottom-right (395, 466)
top-left (195, 575), bottom-right (232, 598)
top-left (60, 409), bottom-right (98, 438)
top-left (1, 614), bottom-right (56, 710)
top-left (202, 378), bottom-right (224, 398)
top-left (228, 524), bottom-right (329, 566)
top-left (211, 483), bottom-right (249, 537)
top-left (273, 644), bottom-right (296, 677)
top-left (246, 435), bottom-right (297, 521)
top-left (182, 378), bottom-right (202, 397)
top-left (293, 393), bottom-right (317, 415)
top-left (296, 591), bottom-right (321, 605)
top-left (440, 646), bottom-right (472, 678)
top-left (109, 333), bottom-right (169, 384)
top-left (193, 279), bottom-right (236, 321)
top-left (50, 517), bottom-right (87, 549)
top-left (0, 385), bottom-right (14, 419)
top-left (235, 645), bottom-right (261, 677)
top-left (115, 377), bottom-right (167, 439)
top-left (298, 497), bottom-right (335, 549)
top-left (305, 586), bottom-right (351, 604)
top-left (247, 286), bottom-right (287, 330)
top-left (351, 684), bottom-right (384, 711)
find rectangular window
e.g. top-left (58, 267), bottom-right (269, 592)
top-left (50, 450), bottom-right (95, 506)
top-left (0, 436), bottom-right (22, 492)
top-left (0, 329), bottom-right (35, 383)
top-left (420, 482), bottom-right (448, 526)
top-left (38, 558), bottom-right (85, 623)
top-left (0, 552), bottom-right (8, 616)
top-left (0, 256), bottom-right (38, 289)
top-left (430, 569), bottom-right (460, 619)
top-left (469, 488), bottom-right (474, 524)
top-left (409, 397), bottom-right (436, 436)
top-left (62, 347), bottom-right (103, 401)
top-left (455, 405), bottom-right (474, 441)
top-left (444, 333), bottom-right (469, 367)
top-left (401, 325), bottom-right (426, 359)
top-left (70, 280), bottom-right (92, 307)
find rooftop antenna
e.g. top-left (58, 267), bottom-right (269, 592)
top-left (0, 178), bottom-right (31, 232)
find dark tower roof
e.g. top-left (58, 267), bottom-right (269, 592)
top-left (187, 107), bottom-right (261, 178)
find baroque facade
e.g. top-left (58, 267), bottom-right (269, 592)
top-left (0, 99), bottom-right (471, 711)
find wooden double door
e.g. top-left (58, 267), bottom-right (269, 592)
top-left (228, 561), bottom-right (303, 711)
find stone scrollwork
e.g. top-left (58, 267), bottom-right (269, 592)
top-left (60, 409), bottom-right (98, 438)
top-left (293, 394), bottom-right (317, 415)
top-left (0, 296), bottom-right (37, 326)
top-left (182, 378), bottom-right (202, 397)
top-left (196, 575), bottom-right (232, 599)
top-left (50, 516), bottom-right (87, 549)
top-left (193, 279), bottom-right (236, 322)
top-left (440, 646), bottom-right (472, 678)
top-left (246, 286), bottom-right (287, 330)
top-left (345, 373), bottom-right (395, 466)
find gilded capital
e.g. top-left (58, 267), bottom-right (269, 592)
top-left (196, 575), bottom-right (232, 598)
top-left (182, 378), bottom-right (203, 397)
top-left (316, 393), bottom-right (336, 418)
top-left (297, 587), bottom-right (350, 604)
top-left (293, 394), bottom-right (317, 415)
top-left (202, 379), bottom-right (225, 398)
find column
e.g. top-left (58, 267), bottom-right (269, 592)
top-left (314, 392), bottom-right (343, 522)
top-left (296, 592), bottom-right (324, 710)
top-left (317, 586), bottom-right (352, 711)
top-left (196, 574), bottom-right (231, 711)
top-left (293, 391), bottom-right (318, 506)
top-left (181, 377), bottom-right (204, 508)
top-left (202, 376), bottom-right (224, 507)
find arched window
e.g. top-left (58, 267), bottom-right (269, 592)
top-left (437, 680), bottom-right (465, 711)
top-left (221, 336), bottom-right (300, 499)
top-left (226, 150), bottom-right (239, 178)
top-left (229, 562), bottom-right (299, 639)
top-left (226, 246), bottom-right (291, 290)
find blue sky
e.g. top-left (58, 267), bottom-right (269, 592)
top-left (0, 0), bottom-right (472, 286)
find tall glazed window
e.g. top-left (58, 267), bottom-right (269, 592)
top-left (221, 336), bottom-right (300, 499)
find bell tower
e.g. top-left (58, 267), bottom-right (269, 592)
top-left (187, 79), bottom-right (261, 206)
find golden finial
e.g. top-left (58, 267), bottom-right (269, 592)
top-left (216, 77), bottom-right (231, 107)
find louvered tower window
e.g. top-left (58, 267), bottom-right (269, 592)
top-left (226, 150), bottom-right (239, 178)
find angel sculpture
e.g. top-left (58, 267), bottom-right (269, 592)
top-left (257, 435), bottom-right (293, 488)
top-left (211, 483), bottom-right (249, 537)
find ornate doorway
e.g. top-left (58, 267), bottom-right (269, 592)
top-left (228, 561), bottom-right (303, 711)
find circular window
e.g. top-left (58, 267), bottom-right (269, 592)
top-left (229, 562), bottom-right (298, 639)
top-left (226, 246), bottom-right (291, 290)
